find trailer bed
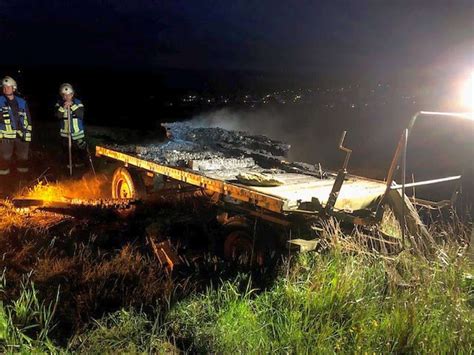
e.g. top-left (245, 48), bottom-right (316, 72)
top-left (96, 146), bottom-right (386, 214)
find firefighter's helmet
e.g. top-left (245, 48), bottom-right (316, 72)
top-left (2, 76), bottom-right (17, 90)
top-left (59, 83), bottom-right (74, 96)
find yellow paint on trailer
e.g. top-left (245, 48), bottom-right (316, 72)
top-left (96, 146), bottom-right (287, 213)
top-left (96, 146), bottom-right (386, 214)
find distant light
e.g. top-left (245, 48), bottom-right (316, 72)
top-left (463, 72), bottom-right (474, 109)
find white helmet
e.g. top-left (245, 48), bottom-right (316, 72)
top-left (59, 83), bottom-right (74, 95)
top-left (2, 76), bottom-right (17, 90)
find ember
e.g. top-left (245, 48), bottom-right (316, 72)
top-left (0, 199), bottom-right (68, 231)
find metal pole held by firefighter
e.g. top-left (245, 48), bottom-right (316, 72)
top-left (86, 145), bottom-right (97, 177)
top-left (67, 106), bottom-right (73, 176)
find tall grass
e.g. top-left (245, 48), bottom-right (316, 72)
top-left (0, 273), bottom-right (59, 353)
top-left (166, 248), bottom-right (473, 353)
top-left (15, 242), bottom-right (470, 353)
top-left (1, 197), bottom-right (472, 354)
top-left (68, 308), bottom-right (175, 353)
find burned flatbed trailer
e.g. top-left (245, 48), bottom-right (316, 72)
top-left (95, 142), bottom-right (431, 259)
top-left (94, 124), bottom-right (439, 260)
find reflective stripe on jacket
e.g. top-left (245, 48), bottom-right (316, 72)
top-left (55, 98), bottom-right (85, 140)
top-left (0, 96), bottom-right (32, 141)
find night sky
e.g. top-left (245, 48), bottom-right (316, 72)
top-left (1, 0), bottom-right (472, 79)
top-left (0, 1), bottom-right (472, 194)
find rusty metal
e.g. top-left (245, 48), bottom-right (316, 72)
top-left (325, 131), bottom-right (352, 213)
top-left (401, 128), bottom-right (408, 247)
top-left (383, 131), bottom-right (406, 193)
top-left (338, 131), bottom-right (352, 171)
top-left (374, 129), bottom-right (407, 222)
top-left (148, 237), bottom-right (180, 272)
top-left (409, 197), bottom-right (452, 209)
top-left (219, 202), bottom-right (292, 226)
top-left (12, 197), bottom-right (137, 211)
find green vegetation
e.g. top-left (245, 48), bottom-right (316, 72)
top-left (0, 209), bottom-right (472, 353)
top-left (2, 247), bottom-right (472, 353)
top-left (68, 309), bottom-right (176, 353)
top-left (0, 274), bottom-right (59, 353)
top-left (167, 250), bottom-right (473, 353)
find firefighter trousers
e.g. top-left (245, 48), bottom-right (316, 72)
top-left (61, 138), bottom-right (88, 170)
top-left (0, 138), bottom-right (29, 176)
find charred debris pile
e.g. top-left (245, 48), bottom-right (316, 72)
top-left (108, 122), bottom-right (328, 178)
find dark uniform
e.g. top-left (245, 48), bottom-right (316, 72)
top-left (0, 95), bottom-right (32, 177)
top-left (55, 98), bottom-right (87, 169)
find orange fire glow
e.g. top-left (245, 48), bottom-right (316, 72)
top-left (18, 174), bottom-right (110, 202)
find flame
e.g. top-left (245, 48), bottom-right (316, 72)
top-left (18, 174), bottom-right (110, 202)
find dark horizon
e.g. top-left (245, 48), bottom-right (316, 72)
top-left (1, 1), bottom-right (472, 170)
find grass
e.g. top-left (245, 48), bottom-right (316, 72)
top-left (0, 243), bottom-right (472, 353)
top-left (0, 273), bottom-right (59, 353)
top-left (68, 308), bottom-right (176, 353)
top-left (65, 242), bottom-right (473, 353)
top-left (165, 247), bottom-right (473, 353)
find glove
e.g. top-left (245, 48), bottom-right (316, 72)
top-left (76, 139), bottom-right (87, 150)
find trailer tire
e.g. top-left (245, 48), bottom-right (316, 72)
top-left (223, 229), bottom-right (267, 266)
top-left (112, 166), bottom-right (147, 200)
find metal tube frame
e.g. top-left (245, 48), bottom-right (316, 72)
top-left (395, 111), bottom-right (473, 242)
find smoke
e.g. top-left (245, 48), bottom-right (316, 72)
top-left (180, 108), bottom-right (255, 132)
top-left (183, 103), bottom-right (473, 184)
top-left (184, 106), bottom-right (355, 169)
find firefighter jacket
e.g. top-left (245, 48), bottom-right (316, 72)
top-left (0, 95), bottom-right (32, 141)
top-left (55, 98), bottom-right (85, 141)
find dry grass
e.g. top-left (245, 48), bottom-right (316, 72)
top-left (17, 174), bottom-right (110, 202)
top-left (380, 207), bottom-right (402, 239)
top-left (0, 202), bottom-right (173, 342)
top-left (0, 200), bottom-right (69, 232)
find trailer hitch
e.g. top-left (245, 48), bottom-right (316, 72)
top-left (325, 131), bottom-right (352, 213)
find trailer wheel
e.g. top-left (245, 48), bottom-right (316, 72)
top-left (223, 230), bottom-right (264, 266)
top-left (112, 167), bottom-right (147, 200)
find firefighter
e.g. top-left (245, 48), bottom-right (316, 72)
top-left (55, 83), bottom-right (87, 171)
top-left (0, 76), bottom-right (32, 187)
